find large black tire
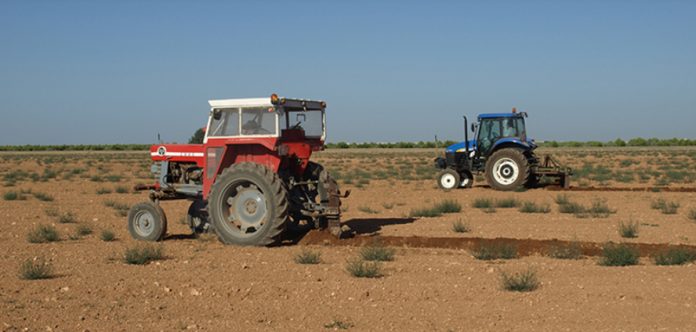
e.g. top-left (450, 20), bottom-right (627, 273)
top-left (186, 199), bottom-right (212, 235)
top-left (127, 201), bottom-right (167, 241)
top-left (485, 148), bottom-right (530, 191)
top-left (209, 162), bottom-right (289, 246)
top-left (437, 169), bottom-right (460, 191)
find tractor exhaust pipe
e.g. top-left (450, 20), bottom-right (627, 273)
top-left (463, 116), bottom-right (469, 154)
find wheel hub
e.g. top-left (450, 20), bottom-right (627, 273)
top-left (492, 158), bottom-right (519, 185)
top-left (133, 210), bottom-right (155, 237)
top-left (223, 185), bottom-right (267, 235)
top-left (440, 173), bottom-right (457, 189)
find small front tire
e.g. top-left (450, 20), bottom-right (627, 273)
top-left (437, 169), bottom-right (461, 191)
top-left (127, 201), bottom-right (167, 241)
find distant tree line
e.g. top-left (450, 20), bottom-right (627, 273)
top-left (1, 137), bottom-right (696, 151)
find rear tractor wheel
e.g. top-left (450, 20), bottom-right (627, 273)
top-left (485, 148), bottom-right (530, 191)
top-left (127, 201), bottom-right (168, 241)
top-left (209, 162), bottom-right (289, 246)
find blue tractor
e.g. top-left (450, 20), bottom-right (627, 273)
top-left (435, 108), bottom-right (571, 191)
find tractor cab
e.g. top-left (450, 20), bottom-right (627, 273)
top-left (436, 109), bottom-right (571, 191)
top-left (474, 112), bottom-right (531, 157)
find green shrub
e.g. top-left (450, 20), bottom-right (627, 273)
top-left (654, 248), bottom-right (696, 266)
top-left (495, 198), bottom-right (520, 208)
top-left (100, 230), bottom-right (116, 242)
top-left (58, 212), bottom-right (76, 224)
top-left (409, 207), bottom-right (441, 218)
top-left (599, 243), bottom-right (639, 266)
top-left (76, 224), bottom-right (93, 236)
top-left (583, 200), bottom-right (616, 218)
top-left (651, 199), bottom-right (679, 215)
top-left (3, 191), bottom-right (19, 201)
top-left (558, 202), bottom-right (585, 214)
top-left (501, 268), bottom-right (539, 292)
top-left (96, 187), bottom-right (112, 195)
top-left (294, 248), bottom-right (322, 264)
top-left (519, 201), bottom-right (551, 213)
top-left (472, 198), bottom-right (494, 209)
top-left (618, 221), bottom-right (639, 238)
top-left (115, 186), bottom-right (129, 194)
top-left (554, 194), bottom-right (570, 205)
top-left (32, 192), bottom-right (54, 202)
top-left (357, 206), bottom-right (379, 214)
top-left (434, 199), bottom-right (462, 213)
top-left (345, 258), bottom-right (382, 278)
top-left (472, 243), bottom-right (518, 260)
top-left (452, 220), bottom-right (470, 233)
top-left (548, 242), bottom-right (582, 260)
top-left (360, 242), bottom-right (395, 262)
top-left (44, 207), bottom-right (59, 217)
top-left (689, 208), bottom-right (696, 221)
top-left (27, 225), bottom-right (60, 243)
top-left (19, 257), bottom-right (53, 280)
top-left (324, 319), bottom-right (354, 330)
top-left (124, 245), bottom-right (164, 265)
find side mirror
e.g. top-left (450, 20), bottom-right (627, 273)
top-left (471, 123), bottom-right (477, 133)
top-left (213, 109), bottom-right (222, 120)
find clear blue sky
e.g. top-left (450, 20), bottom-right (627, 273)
top-left (1, 1), bottom-right (695, 145)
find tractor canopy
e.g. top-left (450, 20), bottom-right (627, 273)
top-left (205, 95), bottom-right (326, 142)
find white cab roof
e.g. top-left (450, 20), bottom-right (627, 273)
top-left (208, 97), bottom-right (272, 109)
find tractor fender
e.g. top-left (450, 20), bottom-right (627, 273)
top-left (491, 138), bottom-right (533, 153)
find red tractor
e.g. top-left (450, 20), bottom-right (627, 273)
top-left (129, 94), bottom-right (349, 246)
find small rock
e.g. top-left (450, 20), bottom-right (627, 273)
top-left (186, 324), bottom-right (198, 330)
top-left (60, 287), bottom-right (70, 292)
top-left (190, 289), bottom-right (201, 296)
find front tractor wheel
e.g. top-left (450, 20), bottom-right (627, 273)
top-left (127, 201), bottom-right (168, 241)
top-left (437, 169), bottom-right (460, 191)
top-left (209, 162), bottom-right (289, 246)
top-left (485, 148), bottom-right (530, 191)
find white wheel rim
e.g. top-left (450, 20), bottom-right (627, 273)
top-left (492, 158), bottom-right (519, 185)
top-left (440, 173), bottom-right (457, 189)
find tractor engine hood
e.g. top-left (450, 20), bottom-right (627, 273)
top-left (445, 140), bottom-right (477, 153)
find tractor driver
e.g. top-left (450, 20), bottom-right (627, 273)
top-left (242, 109), bottom-right (271, 135)
top-left (503, 119), bottom-right (516, 137)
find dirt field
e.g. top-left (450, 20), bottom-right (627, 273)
top-left (2, 148), bottom-right (696, 331)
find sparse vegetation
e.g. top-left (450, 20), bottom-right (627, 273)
top-left (294, 248), bottom-right (322, 264)
top-left (500, 268), bottom-right (539, 292)
top-left (495, 197), bottom-right (520, 208)
top-left (345, 258), bottom-right (382, 278)
top-left (452, 220), bottom-right (470, 233)
top-left (618, 220), bottom-right (639, 238)
top-left (653, 248), bottom-right (696, 266)
top-left (599, 243), bottom-right (639, 266)
top-left (472, 243), bottom-right (518, 260)
top-left (124, 244), bottom-right (164, 265)
top-left (3, 191), bottom-right (20, 201)
top-left (96, 187), bottom-right (112, 195)
top-left (27, 225), bottom-right (60, 243)
top-left (689, 208), bottom-right (696, 221)
top-left (32, 191), bottom-right (54, 202)
top-left (76, 224), bottom-right (93, 236)
top-left (324, 319), bottom-right (354, 330)
top-left (100, 230), bottom-right (116, 242)
top-left (58, 212), bottom-right (77, 224)
top-left (360, 242), bottom-right (395, 262)
top-left (410, 199), bottom-right (461, 217)
top-left (651, 198), bottom-right (680, 215)
top-left (357, 206), bottom-right (379, 214)
top-left (19, 257), bottom-right (53, 280)
top-left (472, 198), bottom-right (494, 209)
top-left (115, 186), bottom-right (130, 194)
top-left (519, 201), bottom-right (551, 213)
top-left (548, 242), bottom-right (583, 260)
